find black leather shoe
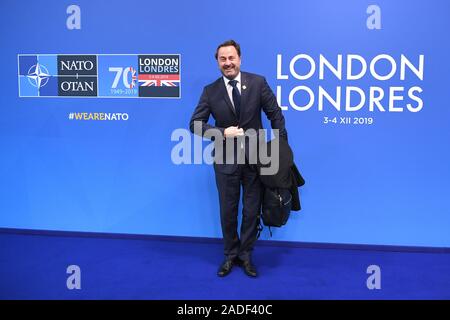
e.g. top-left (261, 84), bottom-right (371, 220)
top-left (217, 259), bottom-right (234, 277)
top-left (242, 259), bottom-right (258, 277)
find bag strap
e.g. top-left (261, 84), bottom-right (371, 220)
top-left (256, 219), bottom-right (263, 239)
top-left (256, 220), bottom-right (274, 239)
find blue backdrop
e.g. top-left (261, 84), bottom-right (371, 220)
top-left (1, 0), bottom-right (449, 247)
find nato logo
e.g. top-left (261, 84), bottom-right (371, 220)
top-left (57, 55), bottom-right (97, 96)
top-left (18, 54), bottom-right (97, 97)
top-left (18, 54), bottom-right (181, 98)
top-left (18, 55), bottom-right (58, 97)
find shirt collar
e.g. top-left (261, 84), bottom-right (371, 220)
top-left (223, 72), bottom-right (241, 86)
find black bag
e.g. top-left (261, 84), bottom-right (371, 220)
top-left (261, 187), bottom-right (292, 228)
top-left (255, 137), bottom-right (305, 237)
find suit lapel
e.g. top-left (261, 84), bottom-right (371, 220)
top-left (240, 72), bottom-right (249, 123)
top-left (218, 78), bottom-right (236, 116)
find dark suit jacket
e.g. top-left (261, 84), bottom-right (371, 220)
top-left (189, 71), bottom-right (287, 174)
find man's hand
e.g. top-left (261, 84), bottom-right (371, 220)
top-left (224, 126), bottom-right (244, 138)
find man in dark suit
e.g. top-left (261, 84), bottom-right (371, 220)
top-left (189, 40), bottom-right (287, 277)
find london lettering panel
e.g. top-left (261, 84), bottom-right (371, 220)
top-left (18, 54), bottom-right (181, 98)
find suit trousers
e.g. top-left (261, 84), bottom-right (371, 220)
top-left (214, 163), bottom-right (262, 261)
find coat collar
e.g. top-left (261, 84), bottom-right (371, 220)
top-left (219, 78), bottom-right (235, 116)
top-left (240, 72), bottom-right (249, 120)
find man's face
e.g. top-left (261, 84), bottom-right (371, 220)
top-left (217, 46), bottom-right (241, 80)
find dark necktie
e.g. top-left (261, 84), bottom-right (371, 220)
top-left (228, 79), bottom-right (241, 119)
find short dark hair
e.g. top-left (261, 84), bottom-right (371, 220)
top-left (215, 40), bottom-right (241, 60)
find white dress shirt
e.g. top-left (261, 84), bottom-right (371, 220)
top-left (223, 73), bottom-right (244, 148)
top-left (223, 72), bottom-right (241, 109)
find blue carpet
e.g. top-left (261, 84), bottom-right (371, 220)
top-left (0, 232), bottom-right (449, 299)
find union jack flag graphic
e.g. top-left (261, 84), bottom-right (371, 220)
top-left (129, 67), bottom-right (137, 88)
top-left (138, 74), bottom-right (180, 87)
